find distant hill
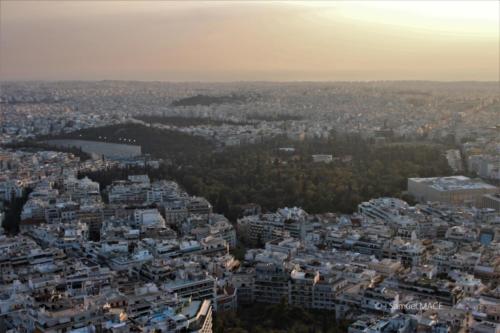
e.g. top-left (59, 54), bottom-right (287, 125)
top-left (171, 94), bottom-right (250, 107)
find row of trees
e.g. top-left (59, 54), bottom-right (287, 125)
top-left (1, 189), bottom-right (31, 234)
top-left (40, 123), bottom-right (214, 161)
top-left (214, 300), bottom-right (350, 333)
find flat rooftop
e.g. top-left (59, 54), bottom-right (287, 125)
top-left (409, 176), bottom-right (498, 191)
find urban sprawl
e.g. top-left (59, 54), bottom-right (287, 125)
top-left (0, 81), bottom-right (499, 333)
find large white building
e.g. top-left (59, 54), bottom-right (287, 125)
top-left (408, 176), bottom-right (498, 206)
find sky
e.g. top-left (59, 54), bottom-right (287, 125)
top-left (0, 1), bottom-right (498, 81)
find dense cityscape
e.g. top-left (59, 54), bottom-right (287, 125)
top-left (0, 80), bottom-right (499, 333)
top-left (1, 1), bottom-right (499, 332)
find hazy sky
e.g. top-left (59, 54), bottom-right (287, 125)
top-left (0, 1), bottom-right (498, 81)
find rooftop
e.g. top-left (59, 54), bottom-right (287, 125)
top-left (409, 176), bottom-right (498, 191)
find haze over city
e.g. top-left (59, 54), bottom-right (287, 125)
top-left (1, 2), bottom-right (500, 333)
top-left (1, 0), bottom-right (499, 81)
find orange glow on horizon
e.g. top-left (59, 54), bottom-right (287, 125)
top-left (0, 1), bottom-right (498, 81)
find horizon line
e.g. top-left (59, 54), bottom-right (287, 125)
top-left (1, 79), bottom-right (499, 84)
